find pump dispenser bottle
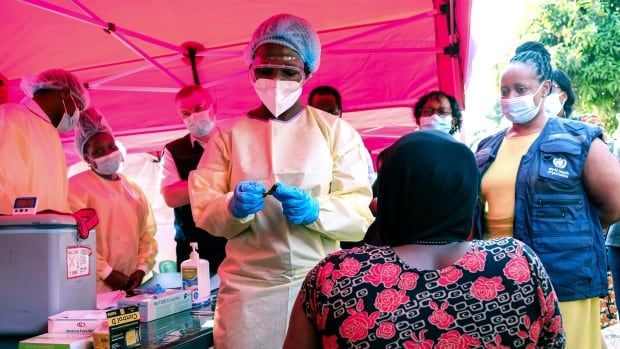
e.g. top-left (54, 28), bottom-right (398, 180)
top-left (180, 242), bottom-right (210, 307)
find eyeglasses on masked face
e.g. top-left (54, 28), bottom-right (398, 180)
top-left (249, 64), bottom-right (306, 83)
top-left (420, 107), bottom-right (452, 117)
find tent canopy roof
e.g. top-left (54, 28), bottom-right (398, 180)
top-left (2, 0), bottom-right (471, 164)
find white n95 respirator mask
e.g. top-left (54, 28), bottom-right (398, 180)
top-left (252, 78), bottom-right (303, 118)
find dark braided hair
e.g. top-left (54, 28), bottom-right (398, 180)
top-left (511, 41), bottom-right (553, 83)
top-left (552, 69), bottom-right (576, 118)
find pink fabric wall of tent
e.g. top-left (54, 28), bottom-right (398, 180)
top-left (1, 0), bottom-right (471, 164)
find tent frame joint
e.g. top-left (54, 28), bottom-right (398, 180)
top-left (104, 22), bottom-right (116, 34)
top-left (443, 42), bottom-right (459, 56)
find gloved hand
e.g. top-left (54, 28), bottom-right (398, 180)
top-left (230, 180), bottom-right (267, 218)
top-left (273, 183), bottom-right (320, 225)
top-left (104, 270), bottom-right (130, 291)
top-left (124, 270), bottom-right (146, 292)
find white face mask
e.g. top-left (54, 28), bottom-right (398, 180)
top-left (57, 94), bottom-right (80, 132)
top-left (183, 109), bottom-right (215, 137)
top-left (543, 93), bottom-right (564, 117)
top-left (500, 83), bottom-right (544, 124)
top-left (252, 78), bottom-right (303, 118)
top-left (419, 114), bottom-right (453, 134)
top-left (92, 150), bottom-right (123, 176)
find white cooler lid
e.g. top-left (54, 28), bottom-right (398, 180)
top-left (0, 213), bottom-right (77, 227)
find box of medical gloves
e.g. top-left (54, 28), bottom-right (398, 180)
top-left (118, 289), bottom-right (191, 322)
top-left (49, 310), bottom-right (108, 334)
top-left (18, 333), bottom-right (92, 349)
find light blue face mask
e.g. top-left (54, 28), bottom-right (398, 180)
top-left (419, 114), bottom-right (453, 134)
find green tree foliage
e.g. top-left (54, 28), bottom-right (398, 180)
top-left (524, 0), bottom-right (620, 133)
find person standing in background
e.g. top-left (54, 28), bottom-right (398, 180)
top-left (160, 85), bottom-right (226, 274)
top-left (308, 85), bottom-right (376, 187)
top-left (0, 69), bottom-right (88, 214)
top-left (544, 69), bottom-right (577, 119)
top-left (413, 90), bottom-right (463, 136)
top-left (69, 108), bottom-right (157, 293)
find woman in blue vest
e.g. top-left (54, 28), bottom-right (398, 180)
top-left (475, 43), bottom-right (620, 348)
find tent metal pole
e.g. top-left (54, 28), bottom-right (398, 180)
top-left (89, 55), bottom-right (181, 87)
top-left (106, 28), bottom-right (185, 86)
top-left (323, 10), bottom-right (439, 49)
top-left (324, 47), bottom-right (441, 55)
top-left (187, 49), bottom-right (201, 85)
top-left (61, 0), bottom-right (185, 86)
top-left (88, 85), bottom-right (180, 93)
top-left (20, 0), bottom-right (180, 51)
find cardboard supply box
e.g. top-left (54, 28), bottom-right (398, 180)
top-left (49, 310), bottom-right (108, 334)
top-left (102, 306), bottom-right (141, 349)
top-left (18, 333), bottom-right (92, 349)
top-left (118, 289), bottom-right (191, 322)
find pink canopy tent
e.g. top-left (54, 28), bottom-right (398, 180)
top-left (1, 0), bottom-right (471, 165)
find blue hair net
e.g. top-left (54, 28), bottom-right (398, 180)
top-left (75, 108), bottom-right (113, 158)
top-left (245, 13), bottom-right (321, 74)
top-left (20, 69), bottom-right (90, 109)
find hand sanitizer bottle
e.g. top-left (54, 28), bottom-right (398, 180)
top-left (181, 242), bottom-right (210, 307)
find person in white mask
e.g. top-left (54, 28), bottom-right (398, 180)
top-left (475, 42), bottom-right (620, 349)
top-left (413, 90), bottom-right (463, 135)
top-left (188, 13), bottom-right (374, 349)
top-left (68, 108), bottom-right (157, 293)
top-left (544, 69), bottom-right (577, 119)
top-left (0, 69), bottom-right (88, 214)
top-left (160, 85), bottom-right (226, 274)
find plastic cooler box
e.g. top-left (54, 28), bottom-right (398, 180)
top-left (0, 213), bottom-right (96, 335)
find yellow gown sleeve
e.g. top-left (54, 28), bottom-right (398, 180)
top-left (0, 112), bottom-right (30, 214)
top-left (68, 175), bottom-right (112, 281)
top-left (307, 120), bottom-right (374, 241)
top-left (189, 127), bottom-right (253, 239)
top-left (132, 180), bottom-right (158, 273)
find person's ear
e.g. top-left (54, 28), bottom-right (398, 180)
top-left (543, 80), bottom-right (552, 97)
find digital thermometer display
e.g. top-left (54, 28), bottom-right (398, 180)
top-left (12, 197), bottom-right (38, 215)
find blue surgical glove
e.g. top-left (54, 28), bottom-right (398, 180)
top-left (273, 183), bottom-right (320, 225)
top-left (230, 181), bottom-right (266, 218)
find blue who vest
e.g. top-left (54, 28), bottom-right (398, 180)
top-left (475, 117), bottom-right (606, 301)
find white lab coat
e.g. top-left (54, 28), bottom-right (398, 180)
top-left (0, 100), bottom-right (70, 214)
top-left (189, 106), bottom-right (374, 349)
top-left (68, 171), bottom-right (158, 293)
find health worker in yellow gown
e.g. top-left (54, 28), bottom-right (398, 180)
top-left (68, 108), bottom-right (157, 293)
top-left (188, 13), bottom-right (374, 349)
top-left (0, 69), bottom-right (88, 214)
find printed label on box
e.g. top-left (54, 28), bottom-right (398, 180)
top-left (106, 306), bottom-right (141, 349)
top-left (66, 246), bottom-right (92, 279)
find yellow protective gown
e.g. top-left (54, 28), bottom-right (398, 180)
top-left (68, 170), bottom-right (158, 293)
top-left (189, 106), bottom-right (374, 349)
top-left (0, 101), bottom-right (70, 214)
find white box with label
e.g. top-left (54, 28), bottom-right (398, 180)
top-left (117, 289), bottom-right (191, 322)
top-left (48, 310), bottom-right (107, 334)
